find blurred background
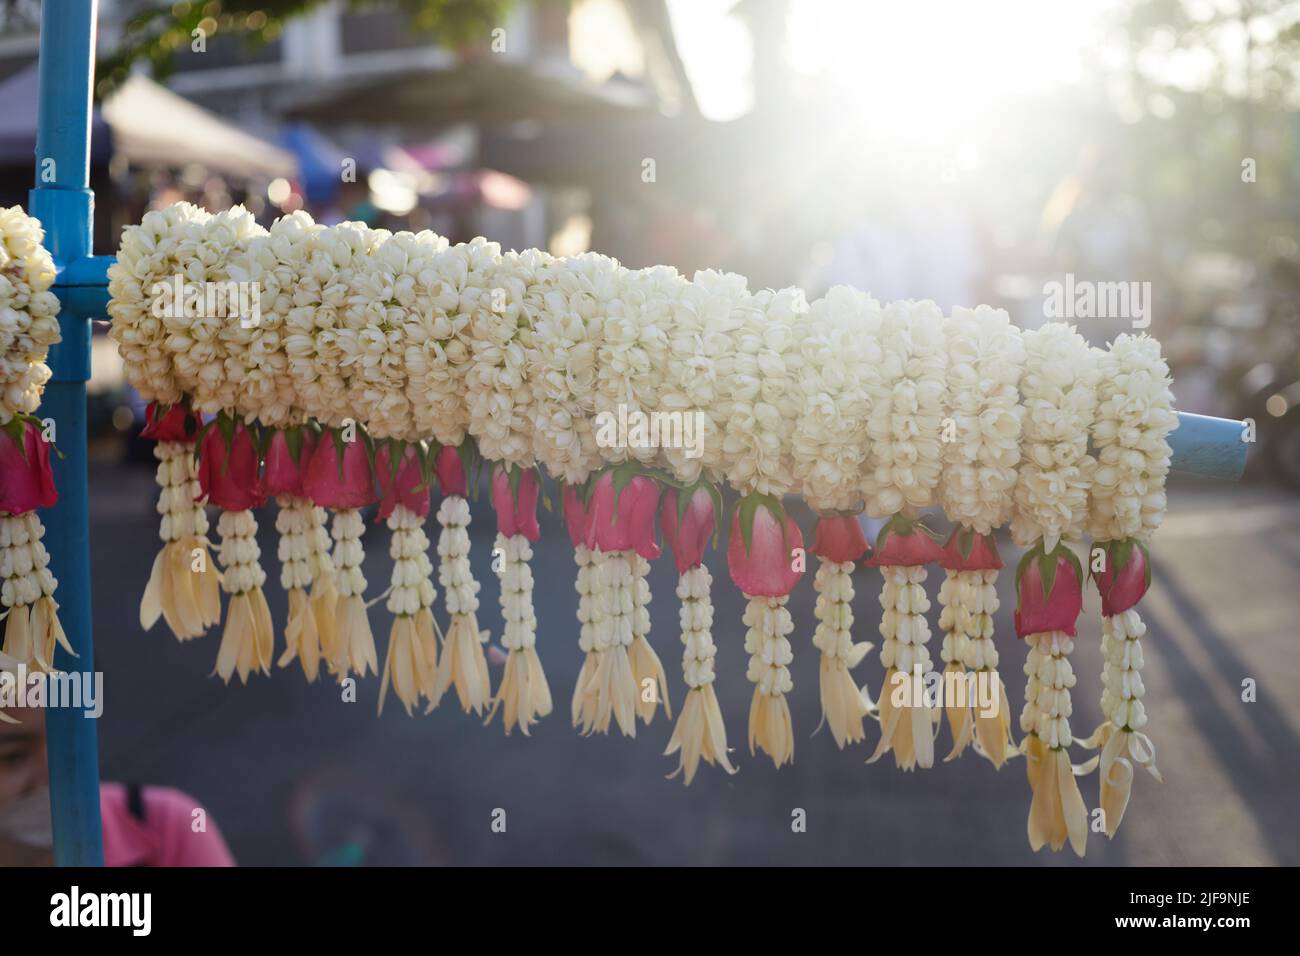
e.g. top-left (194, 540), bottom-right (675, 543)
top-left (1, 0), bottom-right (1297, 864)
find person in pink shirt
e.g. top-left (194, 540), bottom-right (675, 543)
top-left (0, 706), bottom-right (234, 867)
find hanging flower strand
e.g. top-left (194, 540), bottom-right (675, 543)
top-left (262, 425), bottom-right (332, 682)
top-left (133, 402), bottom-right (219, 642)
top-left (1081, 333), bottom-right (1177, 838)
top-left (862, 300), bottom-right (948, 772)
top-left (302, 426), bottom-right (380, 681)
top-left (1011, 321), bottom-right (1098, 857)
top-left (487, 463), bottom-right (552, 733)
top-left (661, 483), bottom-right (735, 783)
top-left (375, 442), bottom-right (439, 715)
top-left (432, 444), bottom-right (491, 715)
top-left (729, 493), bottom-right (804, 768)
top-left (198, 417), bottom-right (274, 684)
top-left (809, 513), bottom-right (873, 748)
top-left (936, 305), bottom-right (1024, 764)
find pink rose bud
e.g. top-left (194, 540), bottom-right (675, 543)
top-left (198, 421), bottom-right (265, 512)
top-left (435, 445), bottom-right (469, 498)
top-left (1014, 544), bottom-right (1084, 638)
top-left (727, 498), bottom-right (803, 597)
top-left (587, 469), bottom-right (661, 560)
top-left (660, 486), bottom-right (717, 574)
top-left (260, 428), bottom-right (318, 499)
top-left (302, 432), bottom-right (376, 510)
top-left (563, 484), bottom-right (594, 549)
top-left (376, 444), bottom-right (431, 522)
top-left (0, 419), bottom-right (57, 514)
top-left (865, 515), bottom-right (943, 568)
top-left (939, 528), bottom-right (1003, 572)
top-left (491, 466), bottom-right (541, 542)
top-left (139, 401), bottom-right (200, 442)
top-left (810, 513), bottom-right (869, 563)
top-left (1093, 539), bottom-right (1151, 617)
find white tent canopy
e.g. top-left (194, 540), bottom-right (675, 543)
top-left (0, 65), bottom-right (296, 180)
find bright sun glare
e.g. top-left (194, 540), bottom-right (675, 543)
top-left (670, 0), bottom-right (1120, 124)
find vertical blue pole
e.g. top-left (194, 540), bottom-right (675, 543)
top-left (28, 0), bottom-right (104, 867)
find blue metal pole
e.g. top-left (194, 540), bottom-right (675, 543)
top-left (28, 0), bottom-right (104, 867)
top-left (1169, 412), bottom-right (1249, 481)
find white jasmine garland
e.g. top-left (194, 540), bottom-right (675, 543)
top-left (0, 512), bottom-right (72, 674)
top-left (1023, 629), bottom-right (1088, 856)
top-left (627, 552), bottom-right (670, 725)
top-left (579, 549), bottom-right (639, 736)
top-left (811, 559), bottom-right (872, 748)
top-left (488, 531), bottom-right (552, 734)
top-left (329, 507), bottom-right (378, 679)
top-left (743, 594), bottom-right (795, 767)
top-left (433, 493), bottom-right (491, 714)
top-left (139, 440), bottom-right (219, 642)
top-left (0, 206), bottom-right (61, 424)
top-left (869, 565), bottom-right (936, 770)
top-left (658, 270), bottom-right (748, 484)
top-left (1011, 323), bottom-right (1098, 551)
top-left (213, 508), bottom-right (274, 684)
top-left (664, 564), bottom-right (735, 783)
top-left (379, 503), bottom-right (439, 716)
top-left (274, 495), bottom-right (328, 683)
top-left (571, 543), bottom-right (607, 733)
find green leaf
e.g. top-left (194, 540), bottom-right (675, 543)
top-left (1037, 550), bottom-right (1058, 601)
top-left (958, 527), bottom-right (974, 562)
top-left (284, 426), bottom-right (304, 466)
top-left (330, 427), bottom-right (347, 482)
top-left (1138, 539), bottom-right (1152, 592)
top-left (1015, 543), bottom-right (1040, 591)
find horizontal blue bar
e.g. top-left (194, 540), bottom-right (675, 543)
top-left (1169, 412), bottom-right (1248, 480)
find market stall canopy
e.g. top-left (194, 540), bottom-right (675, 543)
top-left (101, 74), bottom-right (297, 180)
top-left (281, 60), bottom-right (655, 130)
top-left (0, 64), bottom-right (296, 180)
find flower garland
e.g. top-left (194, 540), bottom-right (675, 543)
top-left (376, 444), bottom-right (439, 714)
top-left (100, 203), bottom-right (1195, 856)
top-left (433, 446), bottom-right (491, 714)
top-left (488, 465), bottom-right (552, 734)
top-left (1081, 333), bottom-right (1176, 837)
top-left (660, 485), bottom-right (734, 782)
top-left (864, 299), bottom-right (948, 771)
top-left (1011, 322), bottom-right (1098, 857)
top-left (1, 207), bottom-right (66, 678)
top-left (936, 305), bottom-right (1024, 765)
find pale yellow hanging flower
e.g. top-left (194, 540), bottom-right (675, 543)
top-left (812, 559), bottom-right (873, 748)
top-left (664, 565), bottom-right (736, 783)
top-left (743, 594), bottom-right (795, 767)
top-left (329, 508), bottom-right (378, 679)
top-left (433, 494), bottom-right (491, 714)
top-left (487, 532), bottom-right (552, 733)
top-left (627, 553), bottom-right (670, 725)
top-left (213, 509), bottom-right (274, 683)
top-left (379, 503), bottom-right (439, 715)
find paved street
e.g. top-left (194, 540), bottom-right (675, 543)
top-left (84, 462), bottom-right (1300, 865)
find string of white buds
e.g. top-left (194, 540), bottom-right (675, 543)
top-left (214, 508), bottom-right (273, 683)
top-left (628, 553), bottom-right (669, 725)
top-left (590, 548), bottom-right (638, 736)
top-left (1101, 610), bottom-right (1146, 735)
top-left (812, 559), bottom-right (871, 748)
top-left (743, 594), bottom-right (794, 767)
top-left (434, 494), bottom-right (490, 714)
top-left (870, 565), bottom-right (935, 770)
top-left (378, 503), bottom-right (438, 715)
top-left (1023, 629), bottom-right (1087, 855)
top-left (389, 506), bottom-right (436, 619)
top-left (664, 564), bottom-right (735, 783)
top-left (329, 507), bottom-right (377, 678)
top-left (571, 544), bottom-right (605, 733)
top-left (489, 531), bottom-right (552, 734)
top-left (937, 569), bottom-right (973, 757)
top-left (141, 441), bottom-right (217, 641)
top-left (218, 509), bottom-right (265, 597)
top-left (497, 532), bottom-right (535, 655)
top-left (276, 495), bottom-right (332, 683)
top-left (1, 511), bottom-right (67, 672)
top-left (276, 496), bottom-right (316, 594)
